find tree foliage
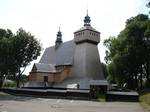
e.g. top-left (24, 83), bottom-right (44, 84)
top-left (12, 28), bottom-right (41, 87)
top-left (146, 1), bottom-right (150, 14)
top-left (104, 14), bottom-right (150, 89)
top-left (0, 29), bottom-right (14, 88)
top-left (0, 28), bottom-right (41, 88)
top-left (101, 63), bottom-right (109, 79)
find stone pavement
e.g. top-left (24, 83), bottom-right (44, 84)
top-left (0, 92), bottom-right (144, 112)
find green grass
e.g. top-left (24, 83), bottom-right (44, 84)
top-left (140, 92), bottom-right (150, 112)
top-left (97, 94), bottom-right (106, 102)
top-left (140, 93), bottom-right (150, 106)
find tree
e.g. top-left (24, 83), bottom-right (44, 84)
top-left (0, 29), bottom-right (14, 88)
top-left (104, 14), bottom-right (150, 89)
top-left (101, 63), bottom-right (108, 79)
top-left (147, 1), bottom-right (150, 14)
top-left (0, 28), bottom-right (41, 88)
top-left (12, 28), bottom-right (41, 88)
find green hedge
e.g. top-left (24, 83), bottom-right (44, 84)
top-left (3, 80), bottom-right (16, 87)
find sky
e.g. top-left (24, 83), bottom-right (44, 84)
top-left (0, 0), bottom-right (149, 75)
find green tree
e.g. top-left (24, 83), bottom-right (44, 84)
top-left (0, 29), bottom-right (14, 88)
top-left (104, 14), bottom-right (150, 89)
top-left (147, 1), bottom-right (150, 14)
top-left (0, 28), bottom-right (41, 88)
top-left (101, 63), bottom-right (108, 79)
top-left (12, 28), bottom-right (41, 88)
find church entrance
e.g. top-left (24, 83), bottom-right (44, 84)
top-left (44, 76), bottom-right (48, 88)
top-left (44, 76), bottom-right (48, 82)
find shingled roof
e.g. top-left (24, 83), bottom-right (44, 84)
top-left (75, 25), bottom-right (99, 33)
top-left (40, 40), bottom-right (75, 65)
top-left (33, 63), bottom-right (56, 73)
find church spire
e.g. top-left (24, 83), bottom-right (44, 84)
top-left (57, 26), bottom-right (62, 38)
top-left (84, 9), bottom-right (91, 26)
top-left (55, 27), bottom-right (63, 49)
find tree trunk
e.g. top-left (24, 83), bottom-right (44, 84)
top-left (137, 67), bottom-right (143, 90)
top-left (140, 73), bottom-right (143, 90)
top-left (134, 73), bottom-right (138, 90)
top-left (131, 74), bottom-right (134, 89)
top-left (16, 74), bottom-right (21, 88)
top-left (0, 78), bottom-right (3, 89)
top-left (0, 73), bottom-right (4, 89)
top-left (128, 74), bottom-right (134, 89)
top-left (16, 67), bottom-right (26, 88)
top-left (146, 78), bottom-right (150, 87)
top-left (146, 61), bottom-right (150, 87)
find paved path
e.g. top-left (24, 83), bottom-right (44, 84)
top-left (0, 92), bottom-right (144, 112)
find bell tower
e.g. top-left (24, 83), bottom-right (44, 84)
top-left (55, 27), bottom-right (63, 49)
top-left (72, 11), bottom-right (104, 81)
top-left (74, 11), bottom-right (100, 45)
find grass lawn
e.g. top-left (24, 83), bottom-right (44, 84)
top-left (97, 94), bottom-right (106, 102)
top-left (140, 92), bottom-right (150, 112)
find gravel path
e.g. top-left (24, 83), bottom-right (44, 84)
top-left (0, 92), bottom-right (144, 112)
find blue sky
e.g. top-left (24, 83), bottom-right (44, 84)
top-left (0, 0), bottom-right (149, 74)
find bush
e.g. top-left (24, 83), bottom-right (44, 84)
top-left (3, 80), bottom-right (16, 87)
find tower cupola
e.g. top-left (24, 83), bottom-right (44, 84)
top-left (84, 10), bottom-right (91, 26)
top-left (74, 11), bottom-right (100, 45)
top-left (55, 27), bottom-right (63, 49)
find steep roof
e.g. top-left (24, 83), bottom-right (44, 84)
top-left (33, 63), bottom-right (56, 73)
top-left (75, 25), bottom-right (99, 33)
top-left (40, 40), bottom-right (75, 65)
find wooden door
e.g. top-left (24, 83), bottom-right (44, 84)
top-left (44, 76), bottom-right (48, 82)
